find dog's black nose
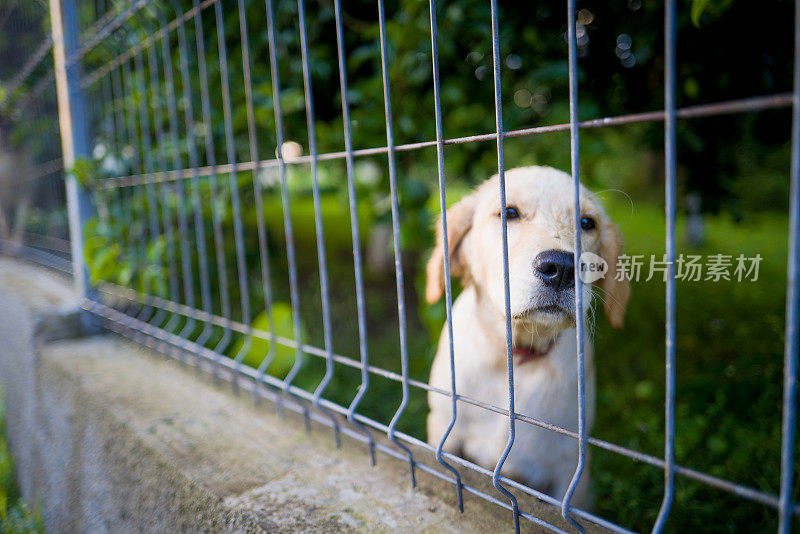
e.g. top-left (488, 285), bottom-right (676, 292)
top-left (534, 250), bottom-right (575, 290)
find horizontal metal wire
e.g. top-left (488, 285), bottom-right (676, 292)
top-left (0, 242), bottom-right (72, 274)
top-left (21, 158), bottom-right (64, 183)
top-left (66, 0), bottom-right (151, 69)
top-left (98, 93), bottom-right (792, 190)
top-left (77, 0), bottom-right (135, 44)
top-left (8, 69), bottom-right (56, 119)
top-left (78, 0), bottom-right (216, 89)
top-left (19, 233), bottom-right (71, 255)
top-left (93, 280), bottom-right (799, 515)
top-left (2, 36), bottom-right (53, 97)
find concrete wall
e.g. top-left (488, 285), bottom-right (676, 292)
top-left (0, 257), bottom-right (591, 533)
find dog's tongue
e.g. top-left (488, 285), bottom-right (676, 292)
top-left (512, 339), bottom-right (556, 365)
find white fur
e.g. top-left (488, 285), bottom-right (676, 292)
top-left (425, 166), bottom-right (629, 509)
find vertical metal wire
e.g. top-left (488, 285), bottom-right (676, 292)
top-left (144, 14), bottom-right (181, 337)
top-left (262, 0), bottom-right (311, 426)
top-left (93, 80), bottom-right (115, 284)
top-left (561, 0), bottom-right (587, 530)
top-left (488, 0), bottom-right (520, 531)
top-left (98, 0), bottom-right (107, 23)
top-left (122, 12), bottom-right (178, 348)
top-left (332, 0), bottom-right (376, 464)
top-left (121, 60), bottom-right (140, 176)
top-left (213, 0), bottom-right (252, 390)
top-left (175, 0), bottom-right (214, 354)
top-left (134, 43), bottom-right (166, 328)
top-left (122, 54), bottom-right (153, 331)
top-left (192, 0), bottom-right (233, 368)
top-left (96, 68), bottom-right (122, 266)
top-left (133, 53), bottom-right (165, 324)
top-left (133, 39), bottom-right (161, 256)
top-left (120, 60), bottom-right (142, 301)
top-left (118, 60), bottom-right (141, 311)
top-left (779, 0), bottom-right (800, 530)
top-left (295, 0), bottom-right (342, 445)
top-left (377, 0), bottom-right (416, 487)
top-left (427, 0), bottom-right (463, 511)
top-left (159, 6), bottom-right (198, 355)
top-left (134, 34), bottom-right (165, 323)
top-left (98, 75), bottom-right (114, 227)
top-left (654, 0), bottom-right (677, 531)
top-left (234, 0), bottom-right (279, 407)
top-left (110, 63), bottom-right (131, 272)
top-left (99, 62), bottom-right (123, 276)
top-left (91, 77), bottom-right (103, 141)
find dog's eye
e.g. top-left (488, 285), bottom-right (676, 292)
top-left (500, 206), bottom-right (520, 220)
top-left (580, 216), bottom-right (596, 230)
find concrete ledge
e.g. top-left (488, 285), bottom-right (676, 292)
top-left (0, 257), bottom-right (598, 532)
top-left (38, 335), bottom-right (497, 532)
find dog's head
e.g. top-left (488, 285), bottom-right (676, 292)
top-left (426, 166), bottom-right (630, 334)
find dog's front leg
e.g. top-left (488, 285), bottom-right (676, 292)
top-left (553, 449), bottom-right (593, 511)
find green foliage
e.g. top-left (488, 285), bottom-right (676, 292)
top-left (67, 157), bottom-right (99, 188)
top-left (0, 390), bottom-right (44, 534)
top-left (231, 302), bottom-right (307, 378)
top-left (690, 0), bottom-right (736, 27)
top-left (84, 219), bottom-right (125, 286)
top-left (84, 205), bottom-right (166, 296)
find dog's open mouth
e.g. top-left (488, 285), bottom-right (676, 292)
top-left (534, 305), bottom-right (567, 316)
top-left (514, 305), bottom-right (570, 318)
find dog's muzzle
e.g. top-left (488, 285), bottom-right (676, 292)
top-left (533, 249), bottom-right (575, 291)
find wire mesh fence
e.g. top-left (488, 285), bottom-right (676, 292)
top-left (1, 0), bottom-right (799, 532)
top-left (0, 2), bottom-right (70, 272)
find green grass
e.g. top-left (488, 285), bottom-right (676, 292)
top-left (0, 391), bottom-right (44, 534)
top-left (591, 198), bottom-right (798, 532)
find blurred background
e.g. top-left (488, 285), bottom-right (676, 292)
top-left (0, 0), bottom-right (798, 531)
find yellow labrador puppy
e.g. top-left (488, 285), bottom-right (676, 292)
top-left (426, 166), bottom-right (629, 509)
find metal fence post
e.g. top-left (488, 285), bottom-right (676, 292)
top-left (49, 0), bottom-right (93, 297)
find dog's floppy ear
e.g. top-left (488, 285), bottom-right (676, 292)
top-left (426, 193), bottom-right (477, 303)
top-left (597, 222), bottom-right (630, 329)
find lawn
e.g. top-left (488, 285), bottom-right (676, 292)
top-left (591, 198), bottom-right (797, 532)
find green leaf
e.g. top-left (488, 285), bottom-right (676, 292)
top-left (690, 0), bottom-right (735, 27)
top-left (230, 303), bottom-right (306, 379)
top-left (117, 263), bottom-right (133, 286)
top-left (146, 237), bottom-right (166, 264)
top-left (691, 0), bottom-right (712, 26)
top-left (88, 244), bottom-right (121, 284)
top-left (66, 157), bottom-right (97, 187)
